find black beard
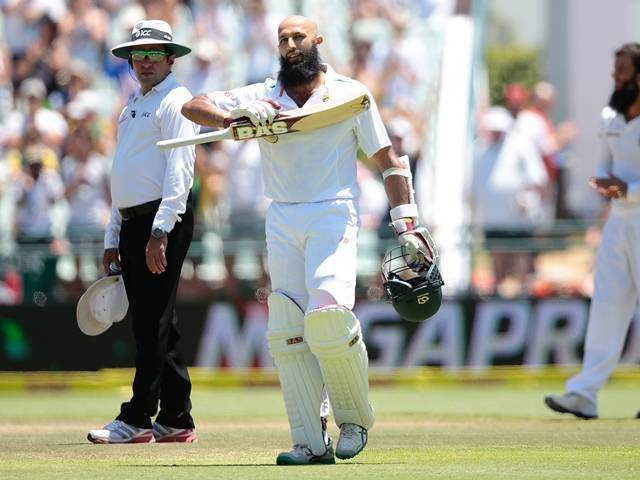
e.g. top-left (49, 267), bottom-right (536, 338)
top-left (609, 80), bottom-right (639, 114)
top-left (278, 45), bottom-right (323, 88)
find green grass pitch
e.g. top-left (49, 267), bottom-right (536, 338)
top-left (1, 382), bottom-right (639, 479)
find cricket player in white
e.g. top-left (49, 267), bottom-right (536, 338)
top-left (546, 43), bottom-right (640, 419)
top-left (182, 16), bottom-right (431, 464)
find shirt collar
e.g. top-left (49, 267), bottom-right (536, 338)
top-left (275, 63), bottom-right (335, 102)
top-left (134, 72), bottom-right (177, 99)
top-left (322, 63), bottom-right (336, 80)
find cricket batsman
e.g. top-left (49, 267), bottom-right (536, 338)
top-left (181, 15), bottom-right (433, 464)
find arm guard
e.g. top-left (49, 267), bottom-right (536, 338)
top-left (383, 155), bottom-right (418, 234)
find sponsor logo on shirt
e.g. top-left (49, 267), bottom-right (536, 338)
top-left (129, 110), bottom-right (152, 119)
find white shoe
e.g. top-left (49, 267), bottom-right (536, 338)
top-left (335, 423), bottom-right (368, 459)
top-left (276, 440), bottom-right (335, 465)
top-left (545, 392), bottom-right (598, 419)
top-left (152, 422), bottom-right (198, 443)
top-left (87, 420), bottom-right (155, 444)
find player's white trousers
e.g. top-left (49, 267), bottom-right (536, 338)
top-left (266, 199), bottom-right (374, 430)
top-left (567, 212), bottom-right (640, 403)
top-left (266, 199), bottom-right (359, 311)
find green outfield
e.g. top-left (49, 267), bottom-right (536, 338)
top-left (0, 379), bottom-right (639, 480)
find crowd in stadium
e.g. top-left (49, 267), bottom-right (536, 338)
top-left (0, 0), bottom-right (448, 304)
top-left (0, 0), bottom-right (579, 304)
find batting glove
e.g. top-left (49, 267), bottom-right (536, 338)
top-left (229, 99), bottom-right (280, 126)
top-left (394, 222), bottom-right (437, 267)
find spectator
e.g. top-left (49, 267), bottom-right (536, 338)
top-left (4, 77), bottom-right (68, 150)
top-left (183, 39), bottom-right (225, 95)
top-left (14, 144), bottom-right (64, 240)
top-left (503, 82), bottom-right (529, 119)
top-left (12, 14), bottom-right (69, 93)
top-left (470, 106), bottom-right (548, 296)
top-left (50, 60), bottom-right (94, 111)
top-left (57, 0), bottom-right (109, 72)
top-left (191, 0), bottom-right (238, 44)
top-left (60, 125), bottom-right (110, 293)
top-left (2, 0), bottom-right (66, 61)
top-left (240, 0), bottom-right (279, 84)
top-left (0, 0), bottom-right (453, 305)
top-left (13, 144), bottom-right (65, 303)
top-left (61, 126), bottom-right (110, 242)
top-left (514, 81), bottom-right (578, 220)
top-left (0, 44), bottom-right (13, 121)
top-left (218, 140), bottom-right (270, 295)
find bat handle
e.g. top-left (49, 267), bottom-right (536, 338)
top-left (109, 262), bottom-right (122, 275)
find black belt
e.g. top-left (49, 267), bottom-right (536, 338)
top-left (119, 199), bottom-right (161, 221)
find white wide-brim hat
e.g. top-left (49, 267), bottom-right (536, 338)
top-left (77, 275), bottom-right (129, 336)
top-left (111, 19), bottom-right (191, 59)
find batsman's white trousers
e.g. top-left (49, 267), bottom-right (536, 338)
top-left (266, 199), bottom-right (359, 312)
top-left (567, 212), bottom-right (640, 403)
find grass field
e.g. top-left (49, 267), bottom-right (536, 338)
top-left (1, 381), bottom-right (639, 480)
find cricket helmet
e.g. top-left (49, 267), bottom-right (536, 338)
top-left (381, 243), bottom-right (444, 322)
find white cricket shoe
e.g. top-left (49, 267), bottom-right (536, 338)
top-left (544, 392), bottom-right (598, 419)
top-left (152, 422), bottom-right (198, 443)
top-left (335, 423), bottom-right (368, 459)
top-left (276, 440), bottom-right (335, 465)
top-left (87, 420), bottom-right (155, 444)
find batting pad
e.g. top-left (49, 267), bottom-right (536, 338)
top-left (305, 306), bottom-right (375, 429)
top-left (267, 292), bottom-right (328, 455)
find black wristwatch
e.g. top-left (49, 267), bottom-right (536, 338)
top-left (151, 227), bottom-right (168, 239)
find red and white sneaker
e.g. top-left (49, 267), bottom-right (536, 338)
top-left (152, 422), bottom-right (198, 443)
top-left (87, 420), bottom-right (155, 444)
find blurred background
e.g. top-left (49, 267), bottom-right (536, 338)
top-left (1, 0), bottom-right (639, 373)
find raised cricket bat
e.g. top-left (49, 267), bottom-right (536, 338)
top-left (157, 91), bottom-right (371, 150)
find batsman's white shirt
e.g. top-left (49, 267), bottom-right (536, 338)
top-left (208, 64), bottom-right (390, 203)
top-left (566, 106), bottom-right (640, 403)
top-left (595, 106), bottom-right (640, 213)
top-left (104, 73), bottom-right (198, 249)
top-left (209, 65), bottom-right (391, 309)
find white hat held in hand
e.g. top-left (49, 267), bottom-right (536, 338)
top-left (77, 275), bottom-right (129, 336)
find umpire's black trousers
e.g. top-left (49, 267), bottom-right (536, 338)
top-left (116, 198), bottom-right (195, 429)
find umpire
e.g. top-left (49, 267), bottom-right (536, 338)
top-left (88, 20), bottom-right (199, 444)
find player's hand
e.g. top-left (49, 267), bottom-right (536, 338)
top-left (589, 175), bottom-right (627, 199)
top-left (102, 248), bottom-right (121, 276)
top-left (398, 226), bottom-right (437, 267)
top-left (229, 99), bottom-right (280, 126)
top-left (146, 236), bottom-right (168, 274)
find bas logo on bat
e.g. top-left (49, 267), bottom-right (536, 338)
top-left (233, 121), bottom-right (290, 140)
top-left (157, 92), bottom-right (370, 150)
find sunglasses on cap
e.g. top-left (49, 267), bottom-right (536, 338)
top-left (129, 50), bottom-right (171, 62)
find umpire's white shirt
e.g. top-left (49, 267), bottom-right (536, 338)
top-left (104, 73), bottom-right (198, 249)
top-left (208, 64), bottom-right (390, 203)
top-left (597, 106), bottom-right (640, 214)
